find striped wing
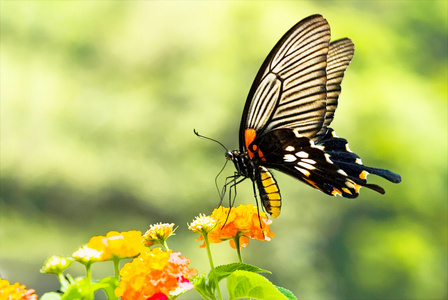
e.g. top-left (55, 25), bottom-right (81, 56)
top-left (316, 38), bottom-right (355, 138)
top-left (239, 14), bottom-right (331, 150)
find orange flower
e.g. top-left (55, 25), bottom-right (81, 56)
top-left (143, 223), bottom-right (176, 247)
top-left (115, 248), bottom-right (197, 300)
top-left (0, 278), bottom-right (37, 300)
top-left (196, 204), bottom-right (275, 249)
top-left (87, 230), bottom-right (144, 261)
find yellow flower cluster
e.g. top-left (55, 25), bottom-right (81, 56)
top-left (115, 248), bottom-right (197, 300)
top-left (86, 230), bottom-right (144, 261)
top-left (0, 278), bottom-right (37, 300)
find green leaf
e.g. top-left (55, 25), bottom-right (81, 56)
top-left (211, 262), bottom-right (270, 283)
top-left (275, 286), bottom-right (298, 300)
top-left (216, 262), bottom-right (270, 275)
top-left (227, 270), bottom-right (288, 300)
top-left (193, 273), bottom-right (217, 300)
top-left (40, 292), bottom-right (62, 300)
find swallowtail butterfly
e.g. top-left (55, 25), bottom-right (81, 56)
top-left (197, 14), bottom-right (401, 218)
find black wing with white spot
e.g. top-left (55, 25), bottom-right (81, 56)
top-left (250, 128), bottom-right (401, 197)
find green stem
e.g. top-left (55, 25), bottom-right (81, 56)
top-left (85, 262), bottom-right (94, 299)
top-left (234, 236), bottom-right (243, 263)
top-left (113, 258), bottom-right (120, 281)
top-left (57, 272), bottom-right (70, 291)
top-left (160, 240), bottom-right (170, 251)
top-left (204, 233), bottom-right (222, 300)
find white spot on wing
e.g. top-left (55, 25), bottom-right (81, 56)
top-left (331, 131), bottom-right (339, 138)
top-left (302, 158), bottom-right (316, 165)
top-left (298, 161), bottom-right (316, 170)
top-left (285, 146), bottom-right (295, 152)
top-left (296, 151), bottom-right (309, 158)
top-left (345, 181), bottom-right (355, 189)
top-left (345, 143), bottom-right (353, 153)
top-left (295, 166), bottom-right (310, 177)
top-left (324, 154), bottom-right (333, 164)
top-left (337, 169), bottom-right (348, 176)
top-left (355, 158), bottom-right (363, 165)
top-left (284, 154), bottom-right (297, 162)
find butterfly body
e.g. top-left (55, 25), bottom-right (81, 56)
top-left (217, 14), bottom-right (401, 218)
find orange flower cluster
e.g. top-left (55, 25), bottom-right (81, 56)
top-left (196, 204), bottom-right (275, 249)
top-left (86, 230), bottom-right (144, 261)
top-left (115, 248), bottom-right (197, 300)
top-left (0, 278), bottom-right (37, 300)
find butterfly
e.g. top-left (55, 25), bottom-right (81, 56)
top-left (197, 14), bottom-right (401, 218)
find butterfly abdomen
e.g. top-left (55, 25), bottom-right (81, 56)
top-left (256, 166), bottom-right (281, 218)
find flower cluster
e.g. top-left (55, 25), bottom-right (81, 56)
top-left (40, 255), bottom-right (74, 274)
top-left (143, 223), bottom-right (176, 248)
top-left (193, 204), bottom-right (275, 249)
top-left (0, 278), bottom-right (37, 300)
top-left (188, 213), bottom-right (218, 234)
top-left (87, 230), bottom-right (144, 261)
top-left (115, 247), bottom-right (197, 300)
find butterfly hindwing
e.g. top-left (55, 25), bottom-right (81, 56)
top-left (249, 128), bottom-right (400, 198)
top-left (316, 38), bottom-right (355, 138)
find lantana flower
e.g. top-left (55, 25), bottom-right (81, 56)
top-left (195, 204), bottom-right (275, 249)
top-left (143, 223), bottom-right (177, 249)
top-left (72, 245), bottom-right (102, 265)
top-left (188, 213), bottom-right (218, 234)
top-left (40, 255), bottom-right (74, 275)
top-left (115, 247), bottom-right (197, 300)
top-left (0, 278), bottom-right (37, 300)
top-left (87, 230), bottom-right (144, 261)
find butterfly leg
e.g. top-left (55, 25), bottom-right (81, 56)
top-left (250, 179), bottom-right (266, 230)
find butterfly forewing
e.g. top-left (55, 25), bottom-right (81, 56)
top-left (240, 15), bottom-right (331, 149)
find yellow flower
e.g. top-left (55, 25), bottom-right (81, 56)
top-left (188, 214), bottom-right (218, 234)
top-left (143, 223), bottom-right (176, 247)
top-left (115, 248), bottom-right (197, 300)
top-left (40, 255), bottom-right (74, 274)
top-left (195, 204), bottom-right (275, 249)
top-left (72, 245), bottom-right (102, 265)
top-left (87, 230), bottom-right (144, 261)
top-left (0, 278), bottom-right (37, 300)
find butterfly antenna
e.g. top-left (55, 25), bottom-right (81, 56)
top-left (194, 129), bottom-right (228, 151)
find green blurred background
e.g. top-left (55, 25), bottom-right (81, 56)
top-left (1, 1), bottom-right (447, 299)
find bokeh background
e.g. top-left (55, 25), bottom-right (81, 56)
top-left (1, 1), bottom-right (447, 299)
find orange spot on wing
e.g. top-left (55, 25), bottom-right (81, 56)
top-left (245, 129), bottom-right (257, 158)
top-left (245, 129), bottom-right (257, 149)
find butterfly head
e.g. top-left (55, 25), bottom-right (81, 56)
top-left (225, 151), bottom-right (234, 161)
